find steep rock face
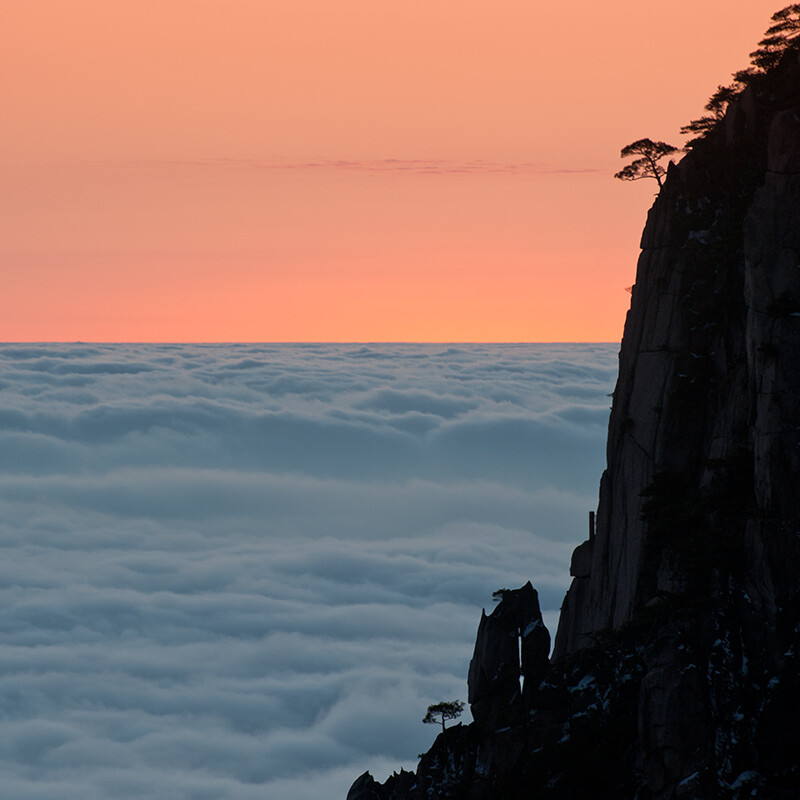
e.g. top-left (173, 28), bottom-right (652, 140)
top-left (348, 51), bottom-right (800, 800)
top-left (555, 56), bottom-right (800, 658)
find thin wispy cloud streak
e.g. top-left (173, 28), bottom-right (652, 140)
top-left (115, 158), bottom-right (603, 176)
top-left (0, 343), bottom-right (617, 799)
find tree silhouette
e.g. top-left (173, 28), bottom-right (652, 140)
top-left (614, 139), bottom-right (679, 189)
top-left (423, 700), bottom-right (464, 734)
top-left (732, 67), bottom-right (760, 85)
top-left (680, 5), bottom-right (800, 149)
top-left (766, 3), bottom-right (800, 39)
top-left (750, 4), bottom-right (800, 70)
top-left (680, 84), bottom-right (740, 139)
top-left (680, 82), bottom-right (744, 146)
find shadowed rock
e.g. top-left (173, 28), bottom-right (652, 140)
top-left (467, 581), bottom-right (550, 731)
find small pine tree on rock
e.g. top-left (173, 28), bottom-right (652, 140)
top-left (614, 139), bottom-right (679, 189)
top-left (423, 700), bottom-right (464, 734)
top-left (680, 83), bottom-right (741, 143)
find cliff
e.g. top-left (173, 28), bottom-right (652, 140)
top-left (348, 49), bottom-right (800, 800)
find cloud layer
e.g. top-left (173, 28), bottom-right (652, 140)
top-left (0, 343), bottom-right (617, 799)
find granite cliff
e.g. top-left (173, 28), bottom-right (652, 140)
top-left (348, 48), bottom-right (800, 800)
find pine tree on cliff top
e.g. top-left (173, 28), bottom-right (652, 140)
top-left (614, 139), bottom-right (679, 188)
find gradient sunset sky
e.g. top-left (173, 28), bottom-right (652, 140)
top-left (2, 2), bottom-right (774, 342)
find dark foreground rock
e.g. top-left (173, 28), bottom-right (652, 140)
top-left (348, 49), bottom-right (800, 800)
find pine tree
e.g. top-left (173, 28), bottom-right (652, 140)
top-left (614, 139), bottom-right (679, 189)
top-left (422, 700), bottom-right (464, 734)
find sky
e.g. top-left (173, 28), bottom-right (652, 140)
top-left (0, 342), bottom-right (617, 799)
top-left (1, 1), bottom-right (777, 341)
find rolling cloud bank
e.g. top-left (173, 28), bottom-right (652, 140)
top-left (0, 343), bottom-right (617, 799)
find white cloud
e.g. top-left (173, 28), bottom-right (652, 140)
top-left (0, 343), bottom-right (616, 799)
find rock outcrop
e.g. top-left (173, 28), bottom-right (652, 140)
top-left (467, 582), bottom-right (550, 731)
top-left (348, 48), bottom-right (800, 800)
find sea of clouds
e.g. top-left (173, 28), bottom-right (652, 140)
top-left (0, 342), bottom-right (618, 800)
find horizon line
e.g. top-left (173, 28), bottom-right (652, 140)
top-left (1, 340), bottom-right (620, 346)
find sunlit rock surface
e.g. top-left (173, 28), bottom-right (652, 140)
top-left (348, 50), bottom-right (800, 800)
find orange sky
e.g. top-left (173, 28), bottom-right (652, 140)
top-left (1, 1), bottom-right (775, 341)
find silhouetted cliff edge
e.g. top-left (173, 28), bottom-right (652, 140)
top-left (348, 51), bottom-right (800, 800)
